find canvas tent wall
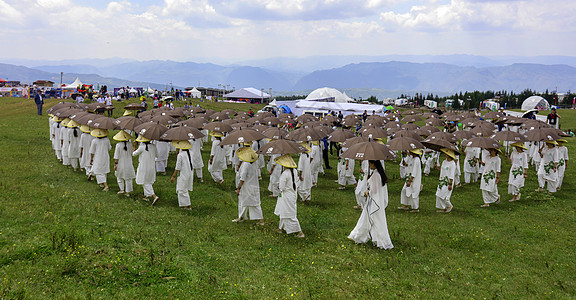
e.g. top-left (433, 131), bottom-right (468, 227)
top-left (224, 87), bottom-right (270, 103)
top-left (186, 87), bottom-right (201, 98)
top-left (290, 100), bottom-right (383, 116)
top-left (521, 96), bottom-right (550, 111)
top-left (305, 87), bottom-right (353, 103)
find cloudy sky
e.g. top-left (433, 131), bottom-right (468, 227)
top-left (0, 0), bottom-right (574, 62)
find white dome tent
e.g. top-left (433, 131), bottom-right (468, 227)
top-left (521, 96), bottom-right (550, 111)
top-left (305, 87), bottom-right (353, 103)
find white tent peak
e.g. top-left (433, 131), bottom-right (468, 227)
top-left (305, 87), bottom-right (353, 103)
top-left (521, 96), bottom-right (550, 111)
top-left (64, 77), bottom-right (83, 88)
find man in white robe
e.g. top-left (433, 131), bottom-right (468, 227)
top-left (274, 154), bottom-right (304, 238)
top-left (208, 134), bottom-right (227, 184)
top-left (133, 139), bottom-right (159, 204)
top-left (399, 150), bottom-right (422, 212)
top-left (89, 130), bottom-right (112, 192)
top-left (233, 147), bottom-right (264, 224)
top-left (171, 141), bottom-right (194, 210)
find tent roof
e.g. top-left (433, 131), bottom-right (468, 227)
top-left (224, 87), bottom-right (270, 99)
top-left (305, 87), bottom-right (353, 103)
top-left (64, 77), bottom-right (83, 88)
top-left (521, 96), bottom-right (550, 111)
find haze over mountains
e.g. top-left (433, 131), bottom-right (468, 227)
top-left (1, 55), bottom-right (575, 98)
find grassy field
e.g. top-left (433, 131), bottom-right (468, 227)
top-left (1, 98), bottom-right (575, 299)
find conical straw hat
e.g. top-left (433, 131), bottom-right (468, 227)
top-left (274, 154), bottom-right (297, 168)
top-left (237, 146), bottom-right (258, 163)
top-left (113, 130), bottom-right (132, 142)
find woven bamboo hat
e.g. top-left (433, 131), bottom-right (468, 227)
top-left (237, 146), bottom-right (258, 163)
top-left (299, 142), bottom-right (312, 153)
top-left (66, 120), bottom-right (80, 128)
top-left (510, 142), bottom-right (527, 150)
top-left (440, 148), bottom-right (457, 160)
top-left (90, 128), bottom-right (109, 138)
top-left (113, 130), bottom-right (132, 142)
top-left (79, 125), bottom-right (92, 133)
top-left (409, 149), bottom-right (423, 155)
top-left (135, 135), bottom-right (151, 143)
top-left (274, 154), bottom-right (297, 168)
top-left (172, 140), bottom-right (192, 150)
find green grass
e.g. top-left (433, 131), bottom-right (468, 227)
top-left (1, 98), bottom-right (575, 298)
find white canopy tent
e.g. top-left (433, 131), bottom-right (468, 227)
top-left (305, 87), bottom-right (353, 103)
top-left (186, 87), bottom-right (201, 98)
top-left (63, 77), bottom-right (83, 89)
top-left (521, 96), bottom-right (550, 111)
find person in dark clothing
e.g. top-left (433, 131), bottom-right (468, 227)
top-left (34, 91), bottom-right (43, 115)
top-left (321, 137), bottom-right (332, 169)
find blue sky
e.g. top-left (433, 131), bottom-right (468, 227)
top-left (0, 0), bottom-right (574, 62)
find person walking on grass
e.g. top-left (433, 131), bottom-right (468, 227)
top-left (507, 142), bottom-right (528, 202)
top-left (348, 160), bottom-right (394, 250)
top-left (297, 142), bottom-right (313, 202)
top-left (536, 141), bottom-right (559, 194)
top-left (190, 138), bottom-right (204, 183)
top-left (337, 145), bottom-right (356, 190)
top-left (66, 120), bottom-right (81, 172)
top-left (34, 90), bottom-right (43, 116)
top-left (399, 149), bottom-right (423, 213)
top-left (79, 125), bottom-right (95, 176)
top-left (480, 148), bottom-right (501, 207)
top-left (113, 130), bottom-right (136, 197)
top-left (556, 139), bottom-right (569, 191)
top-left (435, 148), bottom-right (456, 213)
top-left (463, 145), bottom-right (480, 183)
top-left (274, 154), bottom-right (305, 238)
top-left (233, 147), bottom-right (264, 225)
top-left (208, 132), bottom-right (227, 184)
top-left (89, 129), bottom-right (111, 192)
top-left (133, 135), bottom-right (160, 205)
top-left (170, 141), bottom-right (194, 210)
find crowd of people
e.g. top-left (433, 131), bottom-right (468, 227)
top-left (46, 102), bottom-right (571, 250)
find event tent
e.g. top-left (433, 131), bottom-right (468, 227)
top-left (305, 87), bottom-right (353, 103)
top-left (521, 96), bottom-right (550, 111)
top-left (186, 87), bottom-right (201, 98)
top-left (63, 77), bottom-right (83, 89)
top-left (224, 88), bottom-right (270, 102)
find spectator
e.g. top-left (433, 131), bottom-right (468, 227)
top-left (547, 108), bottom-right (560, 129)
top-left (34, 90), bottom-right (43, 115)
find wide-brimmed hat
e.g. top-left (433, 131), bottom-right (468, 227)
top-left (210, 131), bottom-right (224, 138)
top-left (545, 140), bottom-right (558, 145)
top-left (113, 130), bottom-right (132, 142)
top-left (61, 118), bottom-right (71, 127)
top-left (440, 148), bottom-right (457, 160)
top-left (511, 142), bottom-right (527, 150)
top-left (310, 140), bottom-right (320, 146)
top-left (123, 110), bottom-right (133, 116)
top-left (66, 120), bottom-right (80, 128)
top-left (52, 116), bottom-right (63, 122)
top-left (557, 139), bottom-right (568, 144)
top-left (299, 142), bottom-right (312, 153)
top-left (79, 125), bottom-right (92, 133)
top-left (409, 149), bottom-right (423, 155)
top-left (172, 140), bottom-right (192, 150)
top-left (274, 154), bottom-right (297, 168)
top-left (487, 147), bottom-right (502, 154)
top-left (90, 128), bottom-right (109, 138)
top-left (237, 146), bottom-right (258, 163)
top-left (135, 135), bottom-right (151, 143)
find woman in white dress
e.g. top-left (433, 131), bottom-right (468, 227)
top-left (190, 138), bottom-right (204, 183)
top-left (233, 147), bottom-right (264, 225)
top-left (79, 125), bottom-right (95, 176)
top-left (297, 142), bottom-right (313, 202)
top-left (133, 135), bottom-right (159, 204)
top-left (61, 119), bottom-right (71, 166)
top-left (66, 120), bottom-right (82, 171)
top-left (399, 149), bottom-right (422, 212)
top-left (536, 141), bottom-right (559, 194)
top-left (154, 140), bottom-right (171, 175)
top-left (89, 129), bottom-right (112, 192)
top-left (480, 148), bottom-right (501, 207)
top-left (113, 130), bottom-right (136, 196)
top-left (208, 132), bottom-right (227, 184)
top-left (435, 148), bottom-right (457, 213)
top-left (268, 154), bottom-right (282, 197)
top-left (170, 140), bottom-right (194, 210)
top-left (310, 141), bottom-right (322, 186)
top-left (555, 139), bottom-right (569, 191)
top-left (274, 154), bottom-right (305, 238)
top-left (51, 116), bottom-right (63, 161)
top-left (507, 142), bottom-right (528, 202)
top-left (463, 146), bottom-right (480, 183)
top-left (348, 160), bottom-right (394, 250)
top-left (338, 146), bottom-right (356, 189)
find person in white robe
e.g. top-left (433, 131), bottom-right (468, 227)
top-left (399, 149), bottom-right (423, 212)
top-left (133, 137), bottom-right (159, 204)
top-left (297, 143), bottom-right (313, 202)
top-left (79, 125), bottom-right (95, 176)
top-left (348, 160), bottom-right (394, 250)
top-left (251, 140), bottom-right (266, 180)
top-left (61, 120), bottom-right (71, 166)
top-left (233, 147), bottom-right (264, 225)
top-left (435, 149), bottom-right (457, 213)
top-left (154, 140), bottom-right (171, 175)
top-left (51, 117), bottom-right (63, 160)
top-left (89, 129), bottom-right (112, 192)
top-left (208, 133), bottom-right (227, 184)
top-left (536, 141), bottom-right (559, 194)
top-left (189, 138), bottom-right (204, 182)
top-left (354, 160), bottom-right (370, 210)
top-left (310, 141), bottom-right (322, 186)
top-left (399, 151), bottom-right (409, 179)
top-left (113, 130), bottom-right (136, 196)
top-left (463, 146), bottom-right (480, 183)
top-left (338, 146), bottom-right (356, 189)
top-left (171, 141), bottom-right (194, 210)
top-left (480, 148), bottom-right (501, 207)
top-left (556, 139), bottom-right (569, 191)
top-left (274, 154), bottom-right (305, 238)
top-left (268, 154), bottom-right (281, 197)
top-left (507, 143), bottom-right (528, 201)
top-left (422, 148), bottom-right (436, 176)
top-left (66, 120), bottom-right (81, 171)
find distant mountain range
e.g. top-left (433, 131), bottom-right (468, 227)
top-left (1, 55), bottom-right (575, 98)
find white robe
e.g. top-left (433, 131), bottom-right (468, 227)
top-left (310, 144), bottom-right (322, 183)
top-left (80, 133), bottom-right (95, 169)
top-left (175, 150), bottom-right (194, 192)
top-left (133, 142), bottom-right (157, 185)
top-left (114, 141), bottom-right (136, 180)
top-left (208, 139), bottom-right (227, 172)
top-left (401, 156), bottom-right (422, 208)
top-left (268, 154), bottom-right (281, 196)
top-left (480, 155), bottom-right (501, 203)
top-left (435, 159), bottom-right (456, 200)
top-left (297, 153), bottom-right (313, 200)
top-left (557, 145), bottom-right (569, 189)
top-left (89, 137), bottom-right (111, 175)
top-left (508, 150), bottom-right (528, 194)
top-left (275, 168), bottom-right (299, 219)
top-left (67, 128), bottom-right (81, 159)
top-left (190, 139), bottom-right (204, 169)
top-left (348, 170), bottom-right (394, 250)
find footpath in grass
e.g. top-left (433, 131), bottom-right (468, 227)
top-left (0, 98), bottom-right (574, 298)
